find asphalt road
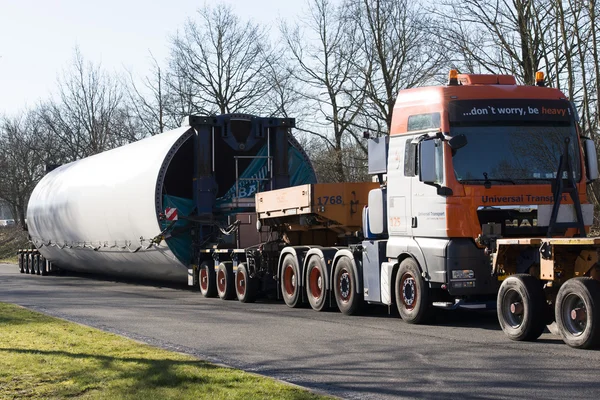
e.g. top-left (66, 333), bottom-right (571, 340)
top-left (1, 263), bottom-right (600, 400)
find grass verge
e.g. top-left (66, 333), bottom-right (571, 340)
top-left (0, 227), bottom-right (29, 264)
top-left (0, 302), bottom-right (328, 399)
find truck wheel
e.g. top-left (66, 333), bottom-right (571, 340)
top-left (555, 277), bottom-right (600, 349)
top-left (217, 262), bottom-right (235, 300)
top-left (395, 258), bottom-right (432, 324)
top-left (236, 263), bottom-right (257, 303)
top-left (306, 257), bottom-right (328, 311)
top-left (333, 256), bottom-right (362, 315)
top-left (497, 274), bottom-right (546, 341)
top-left (281, 254), bottom-right (301, 308)
top-left (19, 253), bottom-right (24, 273)
top-left (199, 261), bottom-right (217, 298)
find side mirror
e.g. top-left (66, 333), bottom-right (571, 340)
top-left (448, 134), bottom-right (467, 150)
top-left (584, 139), bottom-right (599, 182)
top-left (419, 140), bottom-right (437, 183)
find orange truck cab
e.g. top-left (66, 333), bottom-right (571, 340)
top-left (363, 71), bottom-right (599, 323)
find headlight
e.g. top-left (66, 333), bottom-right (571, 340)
top-left (451, 269), bottom-right (475, 279)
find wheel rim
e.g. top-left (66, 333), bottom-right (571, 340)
top-left (338, 268), bottom-right (351, 303)
top-left (283, 265), bottom-right (296, 296)
top-left (562, 293), bottom-right (587, 337)
top-left (400, 273), bottom-right (417, 310)
top-left (217, 269), bottom-right (226, 293)
top-left (200, 268), bottom-right (208, 291)
top-left (501, 288), bottom-right (524, 328)
top-left (236, 269), bottom-right (246, 297)
top-left (309, 267), bottom-right (322, 299)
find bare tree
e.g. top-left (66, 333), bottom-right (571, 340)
top-left (0, 111), bottom-right (52, 228)
top-left (125, 52), bottom-right (174, 137)
top-left (349, 0), bottom-right (444, 137)
top-left (433, 0), bottom-right (547, 85)
top-left (282, 0), bottom-right (368, 182)
top-left (168, 4), bottom-right (273, 116)
top-left (430, 0), bottom-right (600, 216)
top-left (260, 54), bottom-right (308, 119)
top-left (38, 48), bottom-right (137, 162)
top-left (307, 137), bottom-right (370, 182)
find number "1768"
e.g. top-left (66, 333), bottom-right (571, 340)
top-left (317, 195), bottom-right (343, 205)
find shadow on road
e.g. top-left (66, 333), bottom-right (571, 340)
top-left (50, 269), bottom-right (190, 290)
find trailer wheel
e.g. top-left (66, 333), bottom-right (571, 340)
top-left (281, 254), bottom-right (302, 308)
top-left (41, 257), bottom-right (47, 276)
top-left (306, 257), bottom-right (328, 311)
top-left (236, 263), bottom-right (257, 303)
top-left (199, 261), bottom-right (217, 298)
top-left (555, 277), bottom-right (600, 349)
top-left (334, 256), bottom-right (362, 315)
top-left (25, 254), bottom-right (31, 274)
top-left (217, 262), bottom-right (235, 300)
top-left (18, 253), bottom-right (24, 273)
top-left (34, 255), bottom-right (41, 275)
top-left (281, 254), bottom-right (301, 307)
top-left (395, 258), bottom-right (432, 324)
top-left (497, 274), bottom-right (546, 341)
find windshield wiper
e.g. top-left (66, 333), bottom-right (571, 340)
top-left (460, 173), bottom-right (517, 187)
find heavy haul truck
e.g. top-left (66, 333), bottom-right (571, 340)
top-left (22, 71), bottom-right (600, 348)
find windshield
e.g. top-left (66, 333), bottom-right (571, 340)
top-left (451, 124), bottom-right (581, 183)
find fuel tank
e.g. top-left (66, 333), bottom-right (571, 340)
top-left (27, 115), bottom-right (316, 282)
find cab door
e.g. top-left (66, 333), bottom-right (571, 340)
top-left (386, 135), bottom-right (414, 238)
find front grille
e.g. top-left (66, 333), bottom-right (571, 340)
top-left (477, 207), bottom-right (552, 237)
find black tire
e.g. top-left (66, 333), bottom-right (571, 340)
top-left (19, 253), bottom-right (24, 273)
top-left (216, 262), bottom-right (235, 300)
top-left (395, 258), bottom-right (432, 324)
top-left (555, 277), bottom-right (600, 349)
top-left (34, 256), bottom-right (41, 275)
top-left (497, 274), bottom-right (546, 342)
top-left (306, 256), bottom-right (328, 311)
top-left (280, 254), bottom-right (302, 308)
top-left (236, 263), bottom-right (258, 303)
top-left (198, 261), bottom-right (217, 298)
top-left (333, 256), bottom-right (362, 315)
top-left (25, 255), bottom-right (31, 274)
top-left (41, 257), bottom-right (47, 276)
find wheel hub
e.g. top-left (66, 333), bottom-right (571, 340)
top-left (502, 289), bottom-right (524, 328)
top-left (563, 294), bottom-right (587, 336)
top-left (217, 270), bottom-right (225, 292)
top-left (283, 265), bottom-right (296, 296)
top-left (571, 307), bottom-right (586, 321)
top-left (236, 272), bottom-right (245, 296)
top-left (200, 269), bottom-right (208, 290)
top-left (510, 302), bottom-right (524, 315)
top-left (340, 271), bottom-right (351, 301)
top-left (309, 268), bottom-right (322, 298)
top-left (402, 276), bottom-right (416, 308)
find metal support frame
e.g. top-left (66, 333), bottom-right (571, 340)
top-left (547, 137), bottom-right (586, 238)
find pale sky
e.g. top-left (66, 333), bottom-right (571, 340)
top-left (0, 0), bottom-right (308, 115)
